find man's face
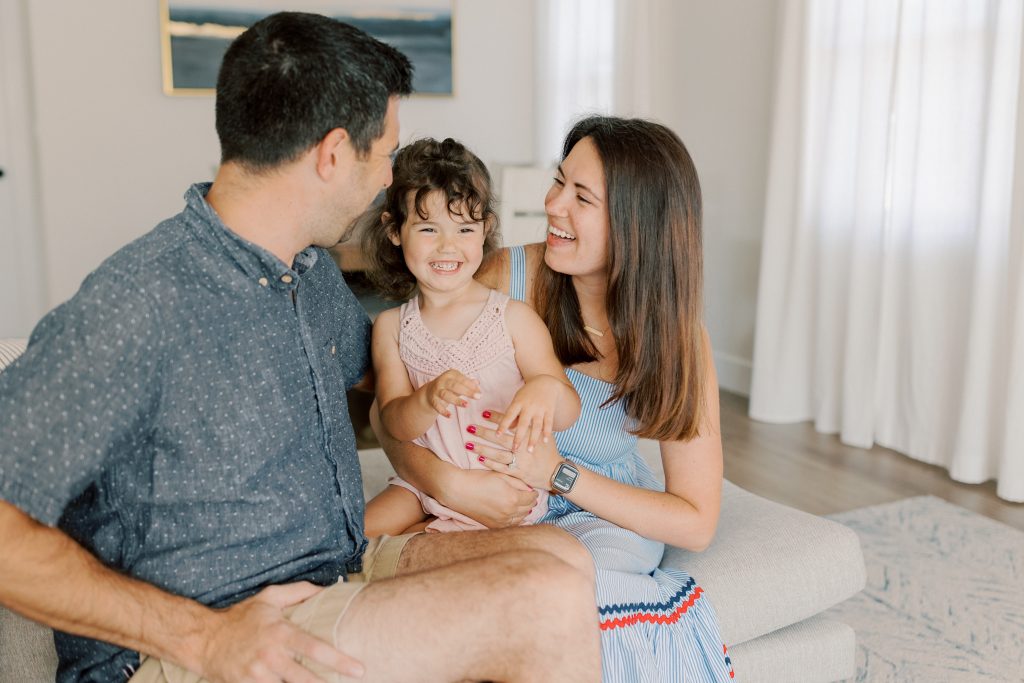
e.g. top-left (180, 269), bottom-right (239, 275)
top-left (316, 96), bottom-right (401, 249)
top-left (352, 96), bottom-right (401, 215)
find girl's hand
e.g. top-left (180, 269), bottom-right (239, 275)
top-left (422, 369), bottom-right (481, 418)
top-left (495, 376), bottom-right (563, 453)
top-left (468, 410), bottom-right (563, 491)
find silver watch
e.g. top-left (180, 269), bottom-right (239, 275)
top-left (550, 460), bottom-right (580, 495)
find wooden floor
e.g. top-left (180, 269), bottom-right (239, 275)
top-left (719, 391), bottom-right (1024, 531)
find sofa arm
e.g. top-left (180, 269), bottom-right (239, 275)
top-left (662, 480), bottom-right (866, 647)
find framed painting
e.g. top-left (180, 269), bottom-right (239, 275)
top-left (159, 0), bottom-right (453, 96)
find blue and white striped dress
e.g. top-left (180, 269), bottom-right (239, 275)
top-left (509, 246), bottom-right (734, 682)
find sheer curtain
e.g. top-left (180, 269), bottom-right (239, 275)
top-left (751, 0), bottom-right (1024, 501)
top-left (533, 0), bottom-right (654, 166)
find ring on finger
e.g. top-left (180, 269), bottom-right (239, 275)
top-left (509, 453), bottom-right (518, 469)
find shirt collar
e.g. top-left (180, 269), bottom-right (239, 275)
top-left (182, 182), bottom-right (319, 290)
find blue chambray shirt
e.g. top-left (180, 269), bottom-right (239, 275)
top-left (0, 183), bottom-right (372, 682)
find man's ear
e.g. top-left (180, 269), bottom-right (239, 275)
top-left (315, 128), bottom-right (352, 180)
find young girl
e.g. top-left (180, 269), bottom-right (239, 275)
top-left (362, 137), bottom-right (580, 535)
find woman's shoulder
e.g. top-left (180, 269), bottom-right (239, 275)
top-left (475, 248), bottom-right (510, 293)
top-left (476, 243), bottom-right (546, 303)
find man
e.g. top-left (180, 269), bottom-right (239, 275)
top-left (0, 13), bottom-right (599, 683)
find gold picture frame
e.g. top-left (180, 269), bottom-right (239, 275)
top-left (159, 0), bottom-right (454, 97)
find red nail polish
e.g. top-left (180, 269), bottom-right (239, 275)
top-left (466, 425), bottom-right (477, 434)
top-left (478, 455), bottom-right (485, 463)
top-left (465, 442), bottom-right (475, 450)
top-left (482, 410), bottom-right (492, 419)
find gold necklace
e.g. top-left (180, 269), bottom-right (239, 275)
top-left (583, 324), bottom-right (606, 337)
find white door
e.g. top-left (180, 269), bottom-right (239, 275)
top-left (0, 0), bottom-right (45, 338)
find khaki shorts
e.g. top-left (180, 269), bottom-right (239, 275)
top-left (129, 533), bottom-right (418, 683)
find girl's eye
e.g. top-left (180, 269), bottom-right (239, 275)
top-left (418, 227), bottom-right (436, 233)
top-left (552, 177), bottom-right (565, 187)
top-left (576, 194), bottom-right (591, 205)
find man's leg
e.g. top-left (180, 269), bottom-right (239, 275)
top-left (396, 524), bottom-right (595, 581)
top-left (338, 549), bottom-right (600, 682)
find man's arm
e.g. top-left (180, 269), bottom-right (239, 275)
top-left (0, 501), bottom-right (362, 682)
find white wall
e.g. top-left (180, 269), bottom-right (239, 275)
top-left (649, 0), bottom-right (781, 396)
top-left (20, 0), bottom-right (776, 397)
top-left (24, 0), bottom-right (535, 309)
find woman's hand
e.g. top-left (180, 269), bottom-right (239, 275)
top-left (468, 411), bottom-right (563, 491)
top-left (421, 369), bottom-right (481, 418)
top-left (441, 466), bottom-right (539, 528)
top-left (495, 376), bottom-right (564, 453)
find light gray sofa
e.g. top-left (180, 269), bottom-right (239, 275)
top-left (0, 338), bottom-right (865, 682)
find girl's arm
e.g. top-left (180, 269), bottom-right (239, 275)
top-left (473, 328), bottom-right (723, 552)
top-left (373, 309), bottom-right (482, 442)
top-left (496, 300), bottom-right (581, 451)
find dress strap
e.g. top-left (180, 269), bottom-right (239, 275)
top-left (508, 245), bottom-right (527, 303)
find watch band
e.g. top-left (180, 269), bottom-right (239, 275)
top-left (550, 460), bottom-right (580, 495)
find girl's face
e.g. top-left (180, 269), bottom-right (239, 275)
top-left (390, 190), bottom-right (487, 294)
top-left (543, 136), bottom-right (611, 279)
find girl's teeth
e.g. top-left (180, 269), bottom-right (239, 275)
top-left (548, 226), bottom-right (575, 240)
top-left (431, 262), bottom-right (459, 271)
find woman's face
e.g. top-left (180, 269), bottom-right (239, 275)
top-left (543, 136), bottom-right (611, 278)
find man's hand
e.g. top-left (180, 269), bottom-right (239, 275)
top-left (198, 582), bottom-right (364, 683)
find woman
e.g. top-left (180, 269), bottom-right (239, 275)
top-left (382, 116), bottom-right (733, 681)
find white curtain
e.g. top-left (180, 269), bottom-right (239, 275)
top-left (533, 0), bottom-right (655, 166)
top-left (751, 0), bottom-right (1024, 502)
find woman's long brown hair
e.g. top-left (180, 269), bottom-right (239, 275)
top-left (534, 116), bottom-right (707, 442)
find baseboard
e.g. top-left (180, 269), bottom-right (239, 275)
top-left (714, 351), bottom-right (752, 397)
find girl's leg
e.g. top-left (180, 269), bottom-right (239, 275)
top-left (364, 485), bottom-right (427, 537)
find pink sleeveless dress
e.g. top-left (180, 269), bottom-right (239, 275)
top-left (389, 288), bottom-right (549, 532)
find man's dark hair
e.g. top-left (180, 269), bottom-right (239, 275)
top-left (215, 12), bottom-right (413, 170)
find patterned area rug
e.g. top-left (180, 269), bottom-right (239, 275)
top-left (825, 496), bottom-right (1024, 682)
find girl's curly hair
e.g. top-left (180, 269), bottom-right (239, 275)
top-left (361, 137), bottom-right (500, 300)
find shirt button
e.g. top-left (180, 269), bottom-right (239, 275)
top-left (281, 274), bottom-right (293, 284)
top-left (258, 277), bottom-right (268, 287)
top-left (331, 345), bottom-right (336, 355)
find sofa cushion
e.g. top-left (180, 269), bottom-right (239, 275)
top-left (729, 615), bottom-right (856, 683)
top-left (666, 481), bottom-right (866, 647)
top-left (0, 606), bottom-right (56, 683)
top-left (0, 338), bottom-right (27, 370)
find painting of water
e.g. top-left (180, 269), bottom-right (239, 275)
top-left (160, 0), bottom-right (453, 95)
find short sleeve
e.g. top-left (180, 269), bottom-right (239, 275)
top-left (0, 273), bottom-right (162, 525)
top-left (330, 268), bottom-right (372, 389)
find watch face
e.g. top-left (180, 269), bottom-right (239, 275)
top-left (553, 463), bottom-right (579, 492)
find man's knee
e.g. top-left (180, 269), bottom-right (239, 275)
top-left (529, 525), bottom-right (595, 583)
top-left (503, 549), bottom-right (594, 615)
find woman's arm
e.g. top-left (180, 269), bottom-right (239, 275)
top-left (471, 328), bottom-right (723, 551)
